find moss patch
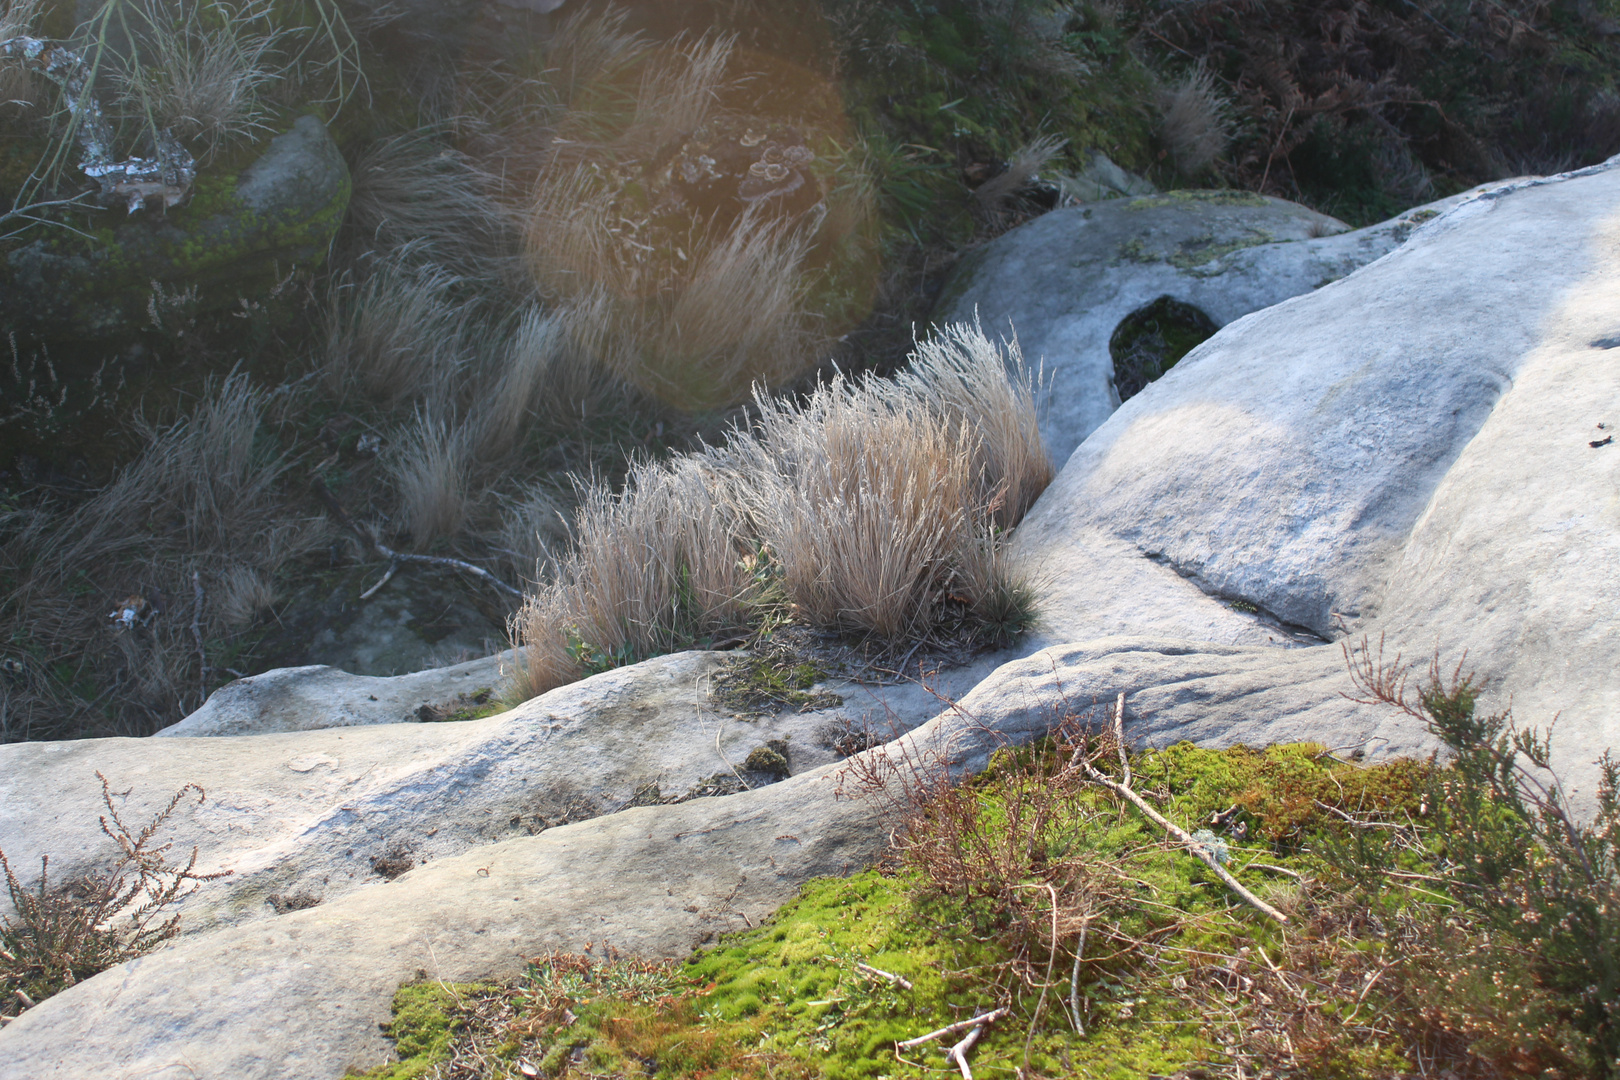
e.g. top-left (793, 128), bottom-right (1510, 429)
top-left (709, 646), bottom-right (843, 717)
top-left (1125, 189), bottom-right (1271, 210)
top-left (1108, 295), bottom-right (1219, 400)
top-left (358, 741), bottom-right (1552, 1079)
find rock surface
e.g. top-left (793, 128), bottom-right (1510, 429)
top-left (0, 648), bottom-right (1040, 1079)
top-left (1012, 159), bottom-right (1620, 807)
top-left (2, 647), bottom-right (1002, 939)
top-left (0, 635), bottom-right (1390, 1079)
top-left (934, 187), bottom-right (1475, 464)
top-left (155, 651), bottom-right (518, 737)
top-left (2, 115), bottom-right (350, 337)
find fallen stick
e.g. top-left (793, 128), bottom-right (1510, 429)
top-left (856, 962), bottom-right (914, 990)
top-left (1111, 691), bottom-right (1131, 788)
top-left (1078, 694), bottom-right (1288, 925)
top-left (312, 477), bottom-right (523, 600)
top-left (948, 1023), bottom-right (986, 1080)
top-left (897, 1007), bottom-right (1009, 1048)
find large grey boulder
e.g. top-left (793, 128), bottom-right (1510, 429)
top-left (934, 187), bottom-right (1476, 464)
top-left (1012, 158), bottom-right (1620, 807)
top-left (2, 115), bottom-right (349, 337)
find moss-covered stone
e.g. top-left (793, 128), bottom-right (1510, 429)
top-left (1, 115), bottom-right (350, 338)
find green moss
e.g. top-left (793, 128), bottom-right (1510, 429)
top-left (1109, 294), bottom-right (1218, 400)
top-left (1166, 229), bottom-right (1275, 272)
top-left (361, 743), bottom-right (1468, 1079)
top-left (1125, 189), bottom-right (1271, 210)
top-left (3, 116), bottom-right (349, 336)
top-left (709, 649), bottom-right (843, 716)
top-left (349, 982), bottom-right (494, 1079)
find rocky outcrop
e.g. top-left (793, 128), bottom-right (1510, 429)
top-left (1011, 159), bottom-right (1620, 808)
top-left (155, 651), bottom-right (518, 737)
top-left (934, 187), bottom-right (1477, 464)
top-left (2, 115), bottom-right (349, 337)
top-left (3, 158), bottom-right (1617, 1077)
top-left (1, 647), bottom-right (1004, 940)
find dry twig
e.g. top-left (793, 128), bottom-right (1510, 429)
top-left (312, 476), bottom-right (521, 599)
top-left (855, 962), bottom-right (913, 990)
top-left (1074, 694), bottom-right (1288, 924)
top-left (897, 1006), bottom-right (1010, 1048)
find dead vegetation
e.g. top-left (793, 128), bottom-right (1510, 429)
top-left (1156, 64), bottom-right (1230, 178)
top-left (509, 320), bottom-right (1050, 701)
top-left (509, 10), bottom-right (878, 410)
top-left (0, 375), bottom-right (327, 741)
top-left (0, 773), bottom-right (230, 1024)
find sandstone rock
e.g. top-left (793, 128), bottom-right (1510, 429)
top-left (155, 651), bottom-right (518, 737)
top-left (933, 187), bottom-right (1476, 464)
top-left (0, 644), bottom-right (1023, 1078)
top-left (1012, 158), bottom-right (1620, 808)
top-left (1, 647), bottom-right (1001, 939)
top-left (2, 115), bottom-right (349, 337)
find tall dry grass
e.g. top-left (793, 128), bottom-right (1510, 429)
top-left (724, 319), bottom-right (1049, 640)
top-left (344, 125), bottom-right (519, 283)
top-left (389, 409), bottom-right (472, 546)
top-left (628, 31), bottom-right (731, 145)
top-left (0, 376), bottom-right (326, 741)
top-left (506, 456), bottom-right (760, 701)
top-left (322, 251), bottom-right (475, 405)
top-left (111, 0), bottom-right (287, 159)
top-left (972, 134), bottom-right (1068, 220)
top-left (515, 15), bottom-right (865, 411)
top-left (508, 321), bottom-right (1050, 699)
top-left (1158, 65), bottom-right (1231, 176)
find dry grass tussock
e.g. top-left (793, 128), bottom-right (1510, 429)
top-left (972, 134), bottom-right (1067, 222)
top-left (109, 0), bottom-right (287, 160)
top-left (322, 251), bottom-right (476, 406)
top-left (518, 12), bottom-right (874, 410)
top-left (1157, 64), bottom-right (1231, 176)
top-left (509, 321), bottom-right (1049, 700)
top-left (343, 125), bottom-right (520, 284)
top-left (0, 376), bottom-right (326, 741)
top-left (507, 455), bottom-right (760, 700)
top-left (389, 409), bottom-right (472, 547)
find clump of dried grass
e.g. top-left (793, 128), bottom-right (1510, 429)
top-left (491, 482), bottom-right (568, 589)
top-left (389, 410), bottom-right (472, 547)
top-left (971, 134), bottom-right (1067, 221)
top-left (515, 17), bottom-right (866, 411)
top-left (343, 125), bottom-right (519, 283)
top-left (509, 321), bottom-right (1049, 699)
top-left (467, 301), bottom-right (607, 460)
top-left (322, 251), bottom-right (474, 406)
top-left (1157, 65), bottom-right (1230, 176)
top-left (111, 0), bottom-right (287, 159)
top-left (506, 456), bottom-right (760, 700)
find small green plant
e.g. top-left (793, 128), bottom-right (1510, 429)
top-left (1, 773), bottom-right (230, 1020)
